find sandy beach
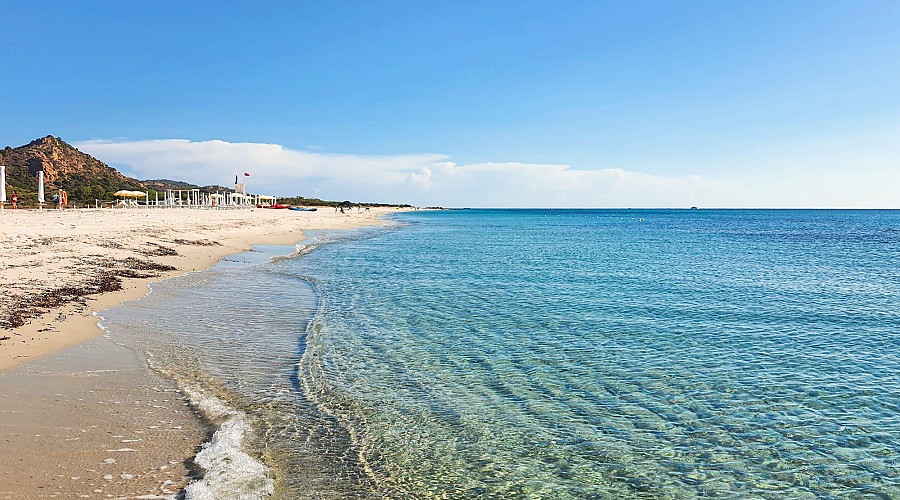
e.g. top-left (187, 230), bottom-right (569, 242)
top-left (0, 206), bottom-right (400, 499)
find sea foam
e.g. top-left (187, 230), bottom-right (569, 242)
top-left (183, 386), bottom-right (274, 500)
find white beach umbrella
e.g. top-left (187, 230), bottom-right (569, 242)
top-left (113, 190), bottom-right (146, 198)
top-left (38, 170), bottom-right (45, 203)
top-left (0, 165), bottom-right (6, 203)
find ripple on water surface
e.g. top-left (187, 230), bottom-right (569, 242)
top-left (105, 211), bottom-right (900, 498)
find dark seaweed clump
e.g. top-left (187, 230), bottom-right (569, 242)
top-left (138, 242), bottom-right (179, 257)
top-left (173, 238), bottom-right (221, 246)
top-left (1, 258), bottom-right (177, 330)
top-left (2, 274), bottom-right (122, 329)
top-left (108, 257), bottom-right (177, 279)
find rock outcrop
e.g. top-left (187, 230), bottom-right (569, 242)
top-left (1, 135), bottom-right (145, 205)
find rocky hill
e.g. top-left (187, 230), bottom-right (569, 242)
top-left (1, 136), bottom-right (146, 206)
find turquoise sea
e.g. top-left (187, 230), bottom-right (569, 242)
top-left (100, 209), bottom-right (900, 498)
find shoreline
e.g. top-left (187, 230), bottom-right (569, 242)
top-left (1, 207), bottom-right (399, 370)
top-left (0, 206), bottom-right (404, 498)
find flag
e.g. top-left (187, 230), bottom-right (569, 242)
top-left (235, 175), bottom-right (238, 185)
top-left (244, 172), bottom-right (250, 177)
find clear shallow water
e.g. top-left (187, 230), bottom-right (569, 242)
top-left (102, 210), bottom-right (900, 498)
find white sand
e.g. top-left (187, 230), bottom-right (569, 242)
top-left (0, 206), bottom-right (398, 370)
top-left (0, 205), bottom-right (402, 498)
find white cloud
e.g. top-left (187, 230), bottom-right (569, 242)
top-left (75, 138), bottom-right (722, 207)
top-left (75, 138), bottom-right (898, 208)
top-left (77, 139), bottom-right (445, 202)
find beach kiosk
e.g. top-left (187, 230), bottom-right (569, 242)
top-left (228, 192), bottom-right (251, 206)
top-left (256, 195), bottom-right (276, 207)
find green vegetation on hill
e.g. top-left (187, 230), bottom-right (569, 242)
top-left (1, 135), bottom-right (412, 208)
top-left (1, 136), bottom-right (144, 206)
top-left (141, 179), bottom-right (200, 191)
top-left (277, 195), bottom-right (412, 208)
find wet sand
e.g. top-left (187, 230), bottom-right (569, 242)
top-left (0, 206), bottom-right (401, 499)
top-left (0, 337), bottom-right (207, 499)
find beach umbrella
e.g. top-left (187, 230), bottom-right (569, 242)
top-left (113, 190), bottom-right (146, 197)
top-left (0, 165), bottom-right (6, 203)
top-left (38, 170), bottom-right (45, 203)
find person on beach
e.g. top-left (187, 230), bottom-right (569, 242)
top-left (11, 191), bottom-right (17, 209)
top-left (52, 193), bottom-right (60, 208)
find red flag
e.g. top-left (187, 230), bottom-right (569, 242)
top-left (244, 172), bottom-right (250, 176)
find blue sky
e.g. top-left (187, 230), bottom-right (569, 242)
top-left (2, 1), bottom-right (898, 207)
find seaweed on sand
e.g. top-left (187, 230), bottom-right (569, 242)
top-left (0, 257), bottom-right (178, 330)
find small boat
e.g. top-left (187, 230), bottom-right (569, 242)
top-left (259, 203), bottom-right (292, 209)
top-left (289, 207), bottom-right (318, 212)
